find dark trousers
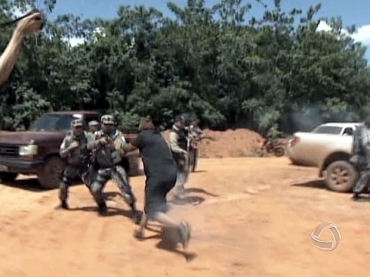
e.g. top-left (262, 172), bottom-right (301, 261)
top-left (144, 169), bottom-right (177, 218)
top-left (173, 156), bottom-right (189, 194)
top-left (353, 164), bottom-right (370, 194)
top-left (189, 148), bottom-right (199, 171)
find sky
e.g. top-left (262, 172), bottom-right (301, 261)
top-left (43, 0), bottom-right (370, 59)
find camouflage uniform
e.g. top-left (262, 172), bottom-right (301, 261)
top-left (89, 120), bottom-right (100, 135)
top-left (169, 118), bottom-right (189, 195)
top-left (88, 115), bottom-right (138, 220)
top-left (352, 122), bottom-right (370, 199)
top-left (188, 124), bottom-right (203, 171)
top-left (58, 119), bottom-right (94, 209)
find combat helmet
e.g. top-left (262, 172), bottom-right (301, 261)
top-left (88, 120), bottom-right (99, 126)
top-left (101, 114), bottom-right (115, 125)
top-left (71, 119), bottom-right (83, 128)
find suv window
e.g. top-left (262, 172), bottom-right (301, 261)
top-left (312, 125), bottom-right (343, 134)
top-left (29, 114), bottom-right (82, 132)
top-left (342, 127), bottom-right (353, 136)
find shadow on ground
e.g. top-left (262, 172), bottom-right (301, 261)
top-left (69, 205), bottom-right (142, 222)
top-left (0, 178), bottom-right (44, 192)
top-left (184, 187), bottom-right (219, 197)
top-left (191, 170), bottom-right (207, 173)
top-left (291, 179), bottom-right (325, 190)
top-left (169, 187), bottom-right (219, 206)
top-left (0, 176), bottom-right (87, 192)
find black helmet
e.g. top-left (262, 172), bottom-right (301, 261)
top-left (175, 113), bottom-right (190, 126)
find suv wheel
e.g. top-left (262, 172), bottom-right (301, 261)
top-left (0, 172), bottom-right (18, 182)
top-left (38, 156), bottom-right (66, 189)
top-left (325, 161), bottom-right (358, 192)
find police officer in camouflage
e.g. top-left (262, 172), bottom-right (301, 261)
top-left (88, 115), bottom-right (139, 222)
top-left (169, 115), bottom-right (190, 197)
top-left (351, 116), bottom-right (370, 201)
top-left (57, 119), bottom-right (94, 210)
top-left (88, 120), bottom-right (100, 136)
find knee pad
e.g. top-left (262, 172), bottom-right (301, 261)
top-left (90, 182), bottom-right (102, 194)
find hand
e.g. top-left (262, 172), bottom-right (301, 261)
top-left (99, 137), bottom-right (108, 145)
top-left (114, 139), bottom-right (122, 150)
top-left (15, 11), bottom-right (44, 36)
top-left (69, 141), bottom-right (79, 149)
top-left (117, 148), bottom-right (126, 156)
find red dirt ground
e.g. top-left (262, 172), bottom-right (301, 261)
top-left (0, 129), bottom-right (367, 276)
top-left (0, 157), bottom-right (369, 277)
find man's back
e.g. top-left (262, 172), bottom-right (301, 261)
top-left (136, 129), bottom-right (176, 176)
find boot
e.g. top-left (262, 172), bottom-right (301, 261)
top-left (130, 204), bottom-right (141, 224)
top-left (55, 200), bottom-right (69, 210)
top-left (351, 193), bottom-right (366, 202)
top-left (133, 229), bottom-right (145, 241)
top-left (98, 202), bottom-right (108, 216)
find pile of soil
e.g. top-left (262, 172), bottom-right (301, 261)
top-left (162, 128), bottom-right (263, 158)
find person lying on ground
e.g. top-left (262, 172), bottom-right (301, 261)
top-left (0, 10), bottom-right (43, 87)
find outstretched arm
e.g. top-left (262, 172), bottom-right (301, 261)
top-left (0, 12), bottom-right (43, 87)
top-left (122, 144), bottom-right (137, 152)
top-left (122, 133), bottom-right (143, 153)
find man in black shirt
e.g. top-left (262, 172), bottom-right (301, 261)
top-left (123, 116), bottom-right (191, 249)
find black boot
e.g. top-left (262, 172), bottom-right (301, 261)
top-left (98, 202), bottom-right (108, 216)
top-left (55, 200), bottom-right (69, 210)
top-left (130, 204), bottom-right (141, 224)
top-left (351, 193), bottom-right (366, 202)
top-left (133, 229), bottom-right (145, 240)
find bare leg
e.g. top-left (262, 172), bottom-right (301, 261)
top-left (138, 213), bottom-right (149, 233)
top-left (134, 212), bottom-right (149, 240)
top-left (153, 212), bottom-right (192, 249)
top-left (134, 212), bottom-right (178, 238)
top-left (153, 212), bottom-right (180, 228)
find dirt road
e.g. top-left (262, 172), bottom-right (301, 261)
top-left (0, 157), bottom-right (369, 277)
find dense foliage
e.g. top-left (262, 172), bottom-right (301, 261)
top-left (0, 0), bottom-right (369, 136)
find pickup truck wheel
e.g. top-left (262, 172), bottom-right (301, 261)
top-left (273, 147), bottom-right (285, 157)
top-left (38, 156), bottom-right (66, 189)
top-left (325, 161), bottom-right (357, 193)
top-left (0, 172), bottom-right (18, 182)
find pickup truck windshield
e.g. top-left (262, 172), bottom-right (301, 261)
top-left (311, 126), bottom-right (343, 134)
top-left (29, 114), bottom-right (82, 132)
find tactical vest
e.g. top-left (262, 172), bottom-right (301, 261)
top-left (171, 127), bottom-right (188, 163)
top-left (95, 131), bottom-right (122, 168)
top-left (172, 127), bottom-right (187, 150)
top-left (68, 131), bottom-right (90, 166)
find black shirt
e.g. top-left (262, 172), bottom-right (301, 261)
top-left (131, 129), bottom-right (177, 177)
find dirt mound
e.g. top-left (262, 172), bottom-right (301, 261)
top-left (162, 128), bottom-right (263, 158)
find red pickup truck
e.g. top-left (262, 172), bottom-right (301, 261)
top-left (0, 111), bottom-right (142, 189)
